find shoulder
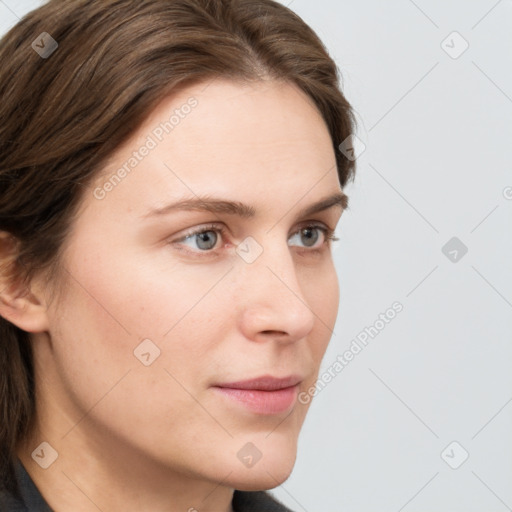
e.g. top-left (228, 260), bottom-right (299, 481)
top-left (0, 459), bottom-right (52, 512)
top-left (0, 487), bottom-right (28, 512)
top-left (232, 489), bottom-right (295, 512)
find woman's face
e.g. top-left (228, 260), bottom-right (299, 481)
top-left (31, 78), bottom-right (344, 491)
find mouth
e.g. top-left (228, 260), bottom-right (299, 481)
top-left (211, 375), bottom-right (302, 415)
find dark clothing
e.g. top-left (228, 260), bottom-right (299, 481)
top-left (0, 459), bottom-right (293, 511)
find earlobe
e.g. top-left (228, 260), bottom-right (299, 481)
top-left (0, 231), bottom-right (50, 333)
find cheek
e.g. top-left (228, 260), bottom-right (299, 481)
top-left (55, 240), bottom-right (224, 343)
top-left (45, 261), bottom-right (229, 461)
top-left (302, 259), bottom-right (340, 341)
top-left (46, 248), bottom-right (229, 410)
top-left (296, 261), bottom-right (340, 409)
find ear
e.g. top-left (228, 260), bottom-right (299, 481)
top-left (0, 231), bottom-right (50, 333)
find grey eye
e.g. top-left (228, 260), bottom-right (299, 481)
top-left (288, 226), bottom-right (322, 248)
top-left (187, 230), bottom-right (218, 250)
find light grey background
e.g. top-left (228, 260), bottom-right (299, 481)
top-left (1, 1), bottom-right (511, 511)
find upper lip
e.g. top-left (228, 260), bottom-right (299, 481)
top-left (214, 375), bottom-right (302, 391)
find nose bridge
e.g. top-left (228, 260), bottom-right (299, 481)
top-left (235, 233), bottom-right (316, 339)
top-left (240, 232), bottom-right (300, 294)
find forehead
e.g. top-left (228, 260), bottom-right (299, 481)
top-left (89, 78), bottom-right (340, 217)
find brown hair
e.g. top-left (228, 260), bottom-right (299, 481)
top-left (0, 0), bottom-right (356, 497)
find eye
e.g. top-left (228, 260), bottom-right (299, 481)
top-left (171, 222), bottom-right (339, 256)
top-left (174, 223), bottom-right (224, 252)
top-left (288, 224), bottom-right (338, 249)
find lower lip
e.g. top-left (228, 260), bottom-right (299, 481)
top-left (212, 385), bottom-right (299, 415)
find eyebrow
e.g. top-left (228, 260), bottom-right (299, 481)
top-left (142, 192), bottom-right (348, 220)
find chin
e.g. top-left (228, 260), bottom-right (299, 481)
top-left (230, 464), bottom-right (295, 492)
top-left (227, 445), bottom-right (297, 492)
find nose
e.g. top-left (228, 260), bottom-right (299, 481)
top-left (236, 237), bottom-right (317, 344)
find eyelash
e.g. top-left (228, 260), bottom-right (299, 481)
top-left (171, 222), bottom-right (339, 258)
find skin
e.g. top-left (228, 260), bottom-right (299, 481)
top-left (2, 78), bottom-right (345, 512)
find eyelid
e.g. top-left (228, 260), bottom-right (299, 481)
top-left (170, 220), bottom-right (338, 256)
top-left (174, 219), bottom-right (337, 239)
top-left (173, 222), bottom-right (226, 244)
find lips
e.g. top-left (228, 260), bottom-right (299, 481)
top-left (211, 374), bottom-right (302, 415)
top-left (214, 375), bottom-right (302, 391)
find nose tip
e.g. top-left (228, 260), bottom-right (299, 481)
top-left (238, 262), bottom-right (317, 344)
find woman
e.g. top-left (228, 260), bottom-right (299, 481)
top-left (0, 0), bottom-right (357, 510)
